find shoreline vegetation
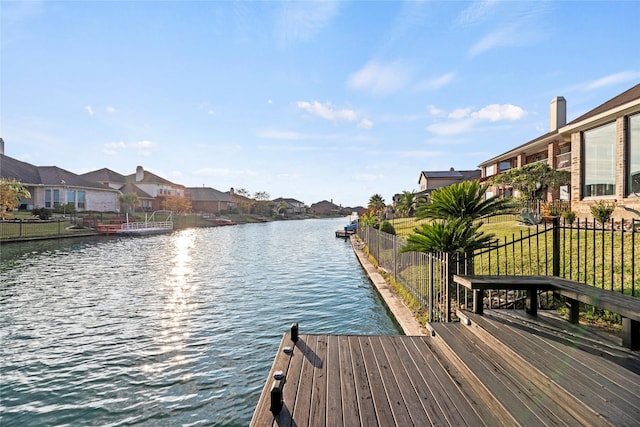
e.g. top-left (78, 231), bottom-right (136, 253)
top-left (0, 211), bottom-right (345, 243)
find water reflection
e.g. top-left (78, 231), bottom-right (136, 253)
top-left (1, 219), bottom-right (400, 425)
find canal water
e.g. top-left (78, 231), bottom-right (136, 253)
top-left (0, 218), bottom-right (400, 426)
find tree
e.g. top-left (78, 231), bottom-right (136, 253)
top-left (277, 202), bottom-right (288, 215)
top-left (253, 191), bottom-right (270, 201)
top-left (163, 196), bottom-right (192, 214)
top-left (118, 193), bottom-right (140, 214)
top-left (234, 188), bottom-right (251, 197)
top-left (491, 162), bottom-right (570, 200)
top-left (395, 190), bottom-right (416, 217)
top-left (0, 178), bottom-right (31, 218)
top-left (368, 194), bottom-right (386, 216)
top-left (402, 217), bottom-right (494, 255)
top-left (416, 181), bottom-right (511, 221)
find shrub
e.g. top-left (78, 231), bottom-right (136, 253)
top-left (31, 208), bottom-right (52, 220)
top-left (590, 200), bottom-right (616, 225)
top-left (562, 210), bottom-right (576, 225)
top-left (380, 220), bottom-right (396, 235)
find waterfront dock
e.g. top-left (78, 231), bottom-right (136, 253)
top-left (251, 314), bottom-right (640, 426)
top-left (251, 235), bottom-right (640, 426)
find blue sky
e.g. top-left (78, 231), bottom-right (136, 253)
top-left (2, 1), bottom-right (639, 207)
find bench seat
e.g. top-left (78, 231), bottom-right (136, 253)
top-left (453, 274), bottom-right (640, 350)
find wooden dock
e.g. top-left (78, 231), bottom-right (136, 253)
top-left (251, 316), bottom-right (640, 426)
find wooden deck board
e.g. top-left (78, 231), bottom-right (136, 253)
top-left (348, 335), bottom-right (377, 426)
top-left (325, 335), bottom-right (343, 427)
top-left (251, 323), bottom-right (640, 427)
top-left (475, 310), bottom-right (640, 426)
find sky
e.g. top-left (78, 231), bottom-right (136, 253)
top-left (1, 1), bottom-right (639, 208)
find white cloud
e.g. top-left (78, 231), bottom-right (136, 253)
top-left (193, 167), bottom-right (258, 178)
top-left (415, 72), bottom-right (455, 91)
top-left (257, 144), bottom-right (318, 152)
top-left (394, 149), bottom-right (447, 158)
top-left (427, 119), bottom-right (476, 136)
top-left (449, 108), bottom-right (472, 119)
top-left (456, 0), bottom-right (500, 26)
top-left (471, 104), bottom-right (525, 121)
top-left (584, 71), bottom-right (640, 90)
top-left (296, 100), bottom-right (357, 122)
top-left (358, 118), bottom-right (374, 129)
top-left (347, 61), bottom-right (411, 96)
top-left (102, 141), bottom-right (126, 156)
top-left (277, 1), bottom-right (339, 46)
top-left (352, 172), bottom-right (384, 182)
top-left (85, 105), bottom-right (95, 116)
top-left (257, 129), bottom-right (304, 140)
top-left (427, 103), bottom-right (526, 136)
top-left (103, 140), bottom-right (158, 157)
top-left (106, 106), bottom-right (116, 113)
top-left (468, 25), bottom-right (517, 56)
top-left (131, 140), bottom-right (157, 157)
top-left (427, 105), bottom-right (444, 117)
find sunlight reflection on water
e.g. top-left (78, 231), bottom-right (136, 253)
top-left (0, 218), bottom-right (400, 426)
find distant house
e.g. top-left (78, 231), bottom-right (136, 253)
top-left (479, 84), bottom-right (640, 219)
top-left (1, 147), bottom-right (119, 212)
top-left (310, 200), bottom-right (342, 215)
top-left (186, 187), bottom-right (234, 213)
top-left (416, 167), bottom-right (481, 198)
top-left (83, 165), bottom-right (187, 212)
top-left (272, 197), bottom-right (306, 215)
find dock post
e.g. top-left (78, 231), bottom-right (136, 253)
top-left (291, 323), bottom-right (299, 342)
top-left (270, 381), bottom-right (283, 414)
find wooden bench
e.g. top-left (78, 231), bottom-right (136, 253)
top-left (452, 275), bottom-right (555, 316)
top-left (453, 274), bottom-right (640, 350)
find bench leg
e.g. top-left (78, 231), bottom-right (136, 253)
top-left (622, 318), bottom-right (640, 350)
top-left (566, 298), bottom-right (579, 324)
top-left (526, 290), bottom-right (538, 316)
top-left (473, 289), bottom-right (483, 315)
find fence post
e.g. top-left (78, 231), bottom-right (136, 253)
top-left (552, 216), bottom-right (560, 276)
top-left (445, 253), bottom-right (451, 322)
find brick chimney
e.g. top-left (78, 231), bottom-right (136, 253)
top-left (136, 166), bottom-right (144, 182)
top-left (549, 96), bottom-right (566, 131)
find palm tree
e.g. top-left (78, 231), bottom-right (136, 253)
top-left (368, 194), bottom-right (386, 216)
top-left (395, 190), bottom-right (416, 217)
top-left (402, 217), bottom-right (494, 255)
top-left (416, 181), bottom-right (510, 221)
top-left (118, 192), bottom-right (140, 215)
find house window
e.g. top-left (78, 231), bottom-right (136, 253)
top-left (629, 113), bottom-right (640, 196)
top-left (67, 190), bottom-right (76, 206)
top-left (45, 189), bottom-right (51, 208)
top-left (485, 165), bottom-right (495, 176)
top-left (583, 121), bottom-right (616, 197)
top-left (77, 191), bottom-right (86, 209)
top-left (499, 161), bottom-right (511, 172)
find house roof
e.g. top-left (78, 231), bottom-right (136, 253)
top-left (273, 197), bottom-right (304, 205)
top-left (310, 200), bottom-right (340, 208)
top-left (187, 187), bottom-right (231, 202)
top-left (120, 183), bottom-right (153, 199)
top-left (125, 168), bottom-right (185, 188)
top-left (420, 169), bottom-right (481, 181)
top-left (1, 154), bottom-right (115, 191)
top-left (478, 84), bottom-right (640, 167)
top-left (81, 168), bottom-right (126, 183)
top-left (566, 83), bottom-right (640, 126)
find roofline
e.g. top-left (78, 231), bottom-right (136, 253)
top-left (560, 97), bottom-right (640, 133)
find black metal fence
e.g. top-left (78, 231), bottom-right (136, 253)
top-left (357, 224), bottom-right (451, 322)
top-left (358, 217), bottom-right (640, 322)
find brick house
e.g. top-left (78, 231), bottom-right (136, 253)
top-left (416, 168), bottom-right (482, 199)
top-left (479, 84), bottom-right (640, 219)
